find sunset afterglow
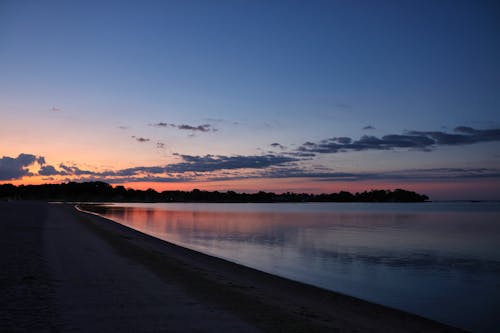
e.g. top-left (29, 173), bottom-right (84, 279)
top-left (1, 1), bottom-right (499, 200)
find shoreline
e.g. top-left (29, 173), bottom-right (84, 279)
top-left (1, 201), bottom-right (465, 332)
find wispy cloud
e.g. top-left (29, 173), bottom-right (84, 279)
top-left (407, 126), bottom-right (500, 145)
top-left (270, 142), bottom-right (286, 150)
top-left (132, 136), bottom-right (150, 143)
top-left (209, 167), bottom-right (500, 183)
top-left (179, 124), bottom-right (213, 132)
top-left (151, 122), bottom-right (217, 132)
top-left (167, 154), bottom-right (299, 173)
top-left (363, 125), bottom-right (375, 130)
top-left (152, 122), bottom-right (170, 127)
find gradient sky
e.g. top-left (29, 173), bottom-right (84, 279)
top-left (1, 0), bottom-right (500, 200)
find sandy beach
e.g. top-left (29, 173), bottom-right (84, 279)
top-left (1, 201), bottom-right (465, 332)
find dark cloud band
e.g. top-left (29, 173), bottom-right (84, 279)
top-left (298, 126), bottom-right (500, 154)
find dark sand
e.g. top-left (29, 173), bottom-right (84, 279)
top-left (1, 202), bottom-right (465, 332)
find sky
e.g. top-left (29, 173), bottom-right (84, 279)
top-left (1, 0), bottom-right (500, 200)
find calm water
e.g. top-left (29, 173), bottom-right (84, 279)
top-left (85, 202), bottom-right (500, 332)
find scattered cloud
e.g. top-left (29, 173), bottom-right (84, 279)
top-left (298, 126), bottom-right (500, 155)
top-left (4, 149), bottom-right (500, 185)
top-left (113, 165), bottom-right (166, 176)
top-left (151, 122), bottom-right (217, 132)
top-left (152, 122), bottom-right (171, 127)
top-left (0, 153), bottom-right (44, 180)
top-left (51, 106), bottom-right (61, 112)
top-left (270, 142), bottom-right (286, 150)
top-left (210, 167), bottom-right (500, 183)
top-left (363, 125), bottom-right (375, 130)
top-left (179, 124), bottom-right (213, 132)
top-left (59, 164), bottom-right (94, 175)
top-left (118, 126), bottom-right (129, 130)
top-left (166, 154), bottom-right (299, 173)
top-left (407, 126), bottom-right (500, 146)
top-left (132, 136), bottom-right (150, 143)
top-left (4, 125), bottom-right (499, 185)
top-left (21, 153), bottom-right (299, 182)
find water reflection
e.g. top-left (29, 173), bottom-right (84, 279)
top-left (87, 202), bottom-right (500, 332)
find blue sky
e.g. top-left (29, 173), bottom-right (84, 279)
top-left (1, 0), bottom-right (500, 199)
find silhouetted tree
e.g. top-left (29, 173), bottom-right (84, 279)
top-left (0, 182), bottom-right (430, 203)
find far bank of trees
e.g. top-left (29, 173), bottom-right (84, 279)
top-left (0, 181), bottom-right (429, 203)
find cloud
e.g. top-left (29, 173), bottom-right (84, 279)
top-left (156, 142), bottom-right (165, 149)
top-left (283, 152), bottom-right (317, 157)
top-left (383, 168), bottom-right (500, 180)
top-left (35, 154), bottom-right (299, 181)
top-left (5, 149), bottom-right (499, 186)
top-left (59, 164), bottom-right (94, 176)
top-left (0, 153), bottom-right (43, 180)
top-left (152, 122), bottom-right (217, 132)
top-left (132, 136), bottom-right (150, 143)
top-left (166, 154), bottom-right (299, 173)
top-left (407, 126), bottom-right (500, 145)
top-left (363, 125), bottom-right (375, 130)
top-left (298, 126), bottom-right (500, 154)
top-left (152, 122), bottom-right (171, 127)
top-left (113, 166), bottom-right (166, 176)
top-left (111, 175), bottom-right (194, 183)
top-left (50, 165), bottom-right (500, 184)
top-left (38, 165), bottom-right (62, 176)
top-left (298, 135), bottom-right (433, 154)
top-left (270, 142), bottom-right (286, 150)
top-left (51, 106), bottom-right (61, 112)
top-left (206, 167), bottom-right (500, 183)
top-left (178, 124), bottom-right (213, 132)
top-left (117, 126), bottom-right (129, 130)
top-left (304, 167), bottom-right (500, 182)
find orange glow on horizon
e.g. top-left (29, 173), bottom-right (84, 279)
top-left (2, 176), bottom-right (499, 201)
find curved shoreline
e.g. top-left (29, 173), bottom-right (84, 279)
top-left (74, 203), bottom-right (464, 332)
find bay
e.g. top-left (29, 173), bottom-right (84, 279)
top-left (83, 202), bottom-right (500, 332)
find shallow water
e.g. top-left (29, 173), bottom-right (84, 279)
top-left (86, 202), bottom-right (500, 332)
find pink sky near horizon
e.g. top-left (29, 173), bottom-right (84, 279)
top-left (115, 179), bottom-right (500, 201)
top-left (4, 173), bottom-right (500, 201)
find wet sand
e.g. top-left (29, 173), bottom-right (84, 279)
top-left (1, 202), bottom-right (465, 332)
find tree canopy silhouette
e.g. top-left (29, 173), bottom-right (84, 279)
top-left (0, 181), bottom-right (429, 202)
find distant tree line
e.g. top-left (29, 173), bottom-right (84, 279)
top-left (0, 181), bottom-right (429, 202)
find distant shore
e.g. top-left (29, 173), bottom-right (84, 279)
top-left (0, 181), bottom-right (430, 202)
top-left (1, 201), bottom-right (463, 332)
